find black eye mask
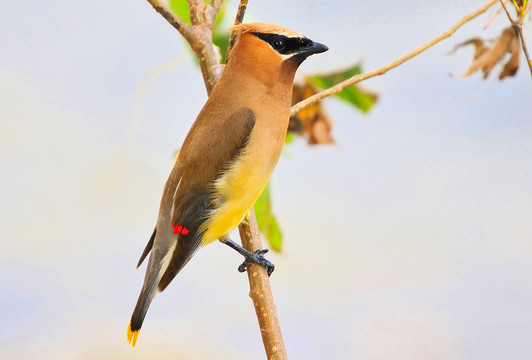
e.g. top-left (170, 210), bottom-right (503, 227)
top-left (252, 32), bottom-right (313, 55)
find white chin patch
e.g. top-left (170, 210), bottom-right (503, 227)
top-left (279, 54), bottom-right (294, 61)
top-left (280, 53), bottom-right (295, 61)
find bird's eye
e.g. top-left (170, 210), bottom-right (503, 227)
top-left (272, 40), bottom-right (285, 50)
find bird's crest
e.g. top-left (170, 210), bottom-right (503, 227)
top-left (228, 22), bottom-right (302, 38)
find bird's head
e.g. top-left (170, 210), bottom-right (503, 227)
top-left (226, 23), bottom-right (328, 81)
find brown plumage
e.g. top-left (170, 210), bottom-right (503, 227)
top-left (127, 22), bottom-right (327, 347)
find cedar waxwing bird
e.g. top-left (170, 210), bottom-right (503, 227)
top-left (127, 22), bottom-right (328, 347)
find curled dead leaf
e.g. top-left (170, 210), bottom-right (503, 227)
top-left (451, 26), bottom-right (520, 80)
top-left (499, 28), bottom-right (521, 80)
top-left (289, 80), bottom-right (336, 145)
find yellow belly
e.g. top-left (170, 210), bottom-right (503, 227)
top-left (199, 149), bottom-right (277, 244)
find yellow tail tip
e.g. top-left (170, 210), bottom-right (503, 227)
top-left (127, 321), bottom-right (140, 347)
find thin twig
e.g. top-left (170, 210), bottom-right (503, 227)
top-left (145, 0), bottom-right (198, 43)
top-left (484, 0), bottom-right (506, 28)
top-left (227, 0), bottom-right (249, 60)
top-left (290, 0), bottom-right (499, 116)
top-left (500, 0), bottom-right (516, 20)
top-left (515, 26), bottom-right (532, 76)
top-left (500, 0), bottom-right (532, 76)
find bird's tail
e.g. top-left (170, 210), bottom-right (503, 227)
top-left (127, 271), bottom-right (160, 347)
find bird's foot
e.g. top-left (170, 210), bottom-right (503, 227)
top-left (237, 248), bottom-right (275, 276)
top-left (224, 240), bottom-right (275, 276)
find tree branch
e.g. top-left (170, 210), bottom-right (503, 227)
top-left (211, 0), bottom-right (224, 18)
top-left (500, 0), bottom-right (532, 77)
top-left (194, 25), bottom-right (222, 94)
top-left (146, 0), bottom-right (221, 94)
top-left (238, 209), bottom-right (288, 360)
top-left (145, 0), bottom-right (198, 43)
top-left (290, 0), bottom-right (499, 116)
top-left (187, 0), bottom-right (202, 26)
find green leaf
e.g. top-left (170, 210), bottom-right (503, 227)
top-left (307, 64), bottom-right (378, 113)
top-left (254, 183), bottom-right (283, 252)
top-left (213, 28), bottom-right (230, 63)
top-left (169, 0), bottom-right (191, 25)
top-left (284, 132), bottom-right (295, 144)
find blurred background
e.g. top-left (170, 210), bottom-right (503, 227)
top-left (1, 0), bottom-right (531, 359)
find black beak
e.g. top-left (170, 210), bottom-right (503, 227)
top-left (299, 41), bottom-right (329, 56)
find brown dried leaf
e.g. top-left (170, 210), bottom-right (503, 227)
top-left (309, 119), bottom-right (334, 145)
top-left (289, 80), bottom-right (336, 145)
top-left (453, 26), bottom-right (520, 80)
top-left (499, 28), bottom-right (521, 79)
top-left (452, 38), bottom-right (489, 60)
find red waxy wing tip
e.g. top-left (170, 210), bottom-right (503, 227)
top-left (172, 222), bottom-right (190, 235)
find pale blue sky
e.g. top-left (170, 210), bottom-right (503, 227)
top-left (1, 0), bottom-right (531, 359)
